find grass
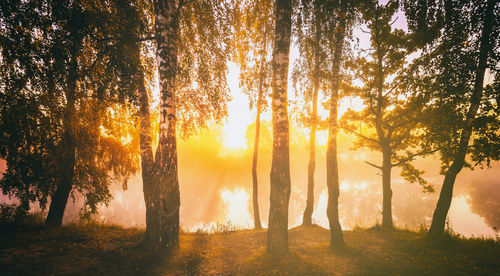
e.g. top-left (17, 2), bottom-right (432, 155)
top-left (0, 222), bottom-right (499, 275)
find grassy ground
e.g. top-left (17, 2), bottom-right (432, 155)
top-left (1, 223), bottom-right (499, 275)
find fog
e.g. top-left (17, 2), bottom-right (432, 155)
top-left (1, 122), bottom-right (498, 238)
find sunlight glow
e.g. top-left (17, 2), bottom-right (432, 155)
top-left (448, 196), bottom-right (497, 238)
top-left (222, 62), bottom-right (250, 150)
top-left (312, 189), bottom-right (347, 230)
top-left (220, 188), bottom-right (252, 227)
top-left (221, 56), bottom-right (366, 151)
top-left (339, 96), bottom-right (365, 116)
top-left (312, 189), bottom-right (329, 229)
top-left (316, 130), bottom-right (328, 146)
top-left (340, 180), bottom-right (350, 191)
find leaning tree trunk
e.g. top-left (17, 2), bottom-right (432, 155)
top-left (303, 10), bottom-right (321, 226)
top-left (151, 0), bottom-right (180, 249)
top-left (326, 4), bottom-right (346, 248)
top-left (20, 187), bottom-right (30, 216)
top-left (268, 0), bottom-right (292, 256)
top-left (381, 145), bottom-right (393, 229)
top-left (45, 30), bottom-right (79, 227)
top-left (134, 52), bottom-right (155, 244)
top-left (302, 51), bottom-right (319, 226)
top-left (252, 35), bottom-right (267, 230)
top-left (428, 0), bottom-right (494, 236)
top-left (252, 96), bottom-right (263, 230)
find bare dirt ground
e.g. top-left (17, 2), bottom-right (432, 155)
top-left (1, 223), bottom-right (499, 275)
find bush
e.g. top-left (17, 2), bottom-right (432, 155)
top-left (0, 203), bottom-right (45, 232)
top-left (0, 203), bottom-right (18, 223)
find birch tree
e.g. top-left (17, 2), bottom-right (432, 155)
top-left (292, 0), bottom-right (327, 227)
top-left (325, 0), bottom-right (357, 248)
top-left (234, 0), bottom-right (274, 230)
top-left (268, 0), bottom-right (293, 255)
top-left (143, 0), bottom-right (233, 248)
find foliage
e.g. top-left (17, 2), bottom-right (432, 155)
top-left (0, 0), bottom-right (143, 216)
top-left (291, 0), bottom-right (358, 130)
top-left (233, 0), bottom-right (274, 111)
top-left (292, 0), bottom-right (327, 129)
top-left (175, 0), bottom-right (235, 137)
top-left (340, 0), bottom-right (433, 191)
top-left (0, 203), bottom-right (46, 232)
top-left (402, 0), bottom-right (500, 172)
top-left (0, 203), bottom-right (22, 224)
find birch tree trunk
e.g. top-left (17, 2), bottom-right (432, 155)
top-left (303, 9), bottom-right (322, 225)
top-left (135, 52), bottom-right (155, 244)
top-left (428, 0), bottom-right (494, 236)
top-left (252, 97), bottom-right (263, 230)
top-left (268, 0), bottom-right (292, 255)
top-left (252, 35), bottom-right (267, 230)
top-left (302, 47), bottom-right (319, 226)
top-left (326, 4), bottom-right (346, 247)
top-left (151, 0), bottom-right (180, 249)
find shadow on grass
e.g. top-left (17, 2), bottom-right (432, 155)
top-left (236, 249), bottom-right (328, 275)
top-left (95, 232), bottom-right (210, 276)
top-left (0, 222), bottom-right (211, 276)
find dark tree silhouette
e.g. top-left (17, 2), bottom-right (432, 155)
top-left (403, 0), bottom-right (499, 236)
top-left (342, 0), bottom-right (433, 229)
top-left (0, 0), bottom-right (141, 226)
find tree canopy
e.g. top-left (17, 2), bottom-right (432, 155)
top-left (0, 0), bottom-right (143, 219)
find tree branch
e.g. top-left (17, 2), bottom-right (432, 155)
top-left (391, 149), bottom-right (438, 167)
top-left (342, 125), bottom-right (380, 144)
top-left (365, 160), bottom-right (382, 170)
top-left (390, 121), bottom-right (418, 149)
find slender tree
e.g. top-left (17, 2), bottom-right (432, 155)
top-left (292, 0), bottom-right (326, 226)
top-left (427, 0), bottom-right (498, 237)
top-left (402, 0), bottom-right (499, 236)
top-left (342, 0), bottom-right (433, 229)
top-left (234, 0), bottom-right (274, 230)
top-left (44, 2), bottom-right (83, 226)
top-left (292, 0), bottom-right (356, 245)
top-left (137, 60), bottom-right (155, 245)
top-left (143, 0), bottom-right (233, 248)
top-left (268, 0), bottom-right (293, 255)
top-left (112, 0), bottom-right (157, 245)
top-left (146, 0), bottom-right (181, 249)
top-left (325, 0), bottom-right (354, 248)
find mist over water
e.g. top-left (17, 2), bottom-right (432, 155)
top-left (1, 125), bottom-right (498, 238)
